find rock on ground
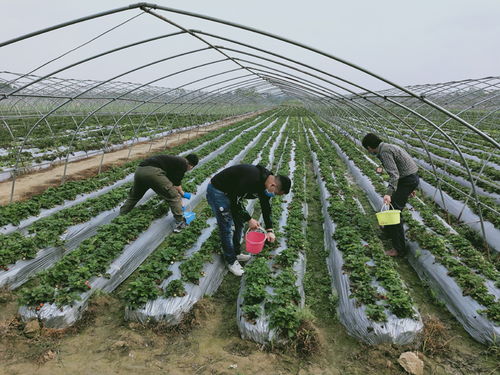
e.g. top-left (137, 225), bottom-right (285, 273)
top-left (398, 351), bottom-right (424, 375)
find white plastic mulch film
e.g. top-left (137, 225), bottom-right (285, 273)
top-left (310, 146), bottom-right (423, 346)
top-left (327, 137), bottom-right (499, 345)
top-left (236, 138), bottom-right (307, 345)
top-left (124, 117), bottom-right (279, 325)
top-left (1, 3), bottom-right (498, 346)
top-left (418, 179), bottom-right (500, 253)
top-left (308, 77), bottom-right (499, 256)
top-left (236, 254), bottom-right (306, 345)
top-left (18, 117), bottom-right (276, 328)
top-left (325, 122), bottom-right (500, 254)
top-left (1, 122), bottom-right (257, 290)
top-left (124, 219), bottom-right (227, 325)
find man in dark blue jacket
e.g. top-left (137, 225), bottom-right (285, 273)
top-left (207, 164), bottom-right (291, 276)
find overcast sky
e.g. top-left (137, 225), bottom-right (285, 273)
top-left (1, 0), bottom-right (499, 93)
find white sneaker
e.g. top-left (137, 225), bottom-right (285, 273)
top-left (236, 253), bottom-right (251, 262)
top-left (227, 260), bottom-right (244, 276)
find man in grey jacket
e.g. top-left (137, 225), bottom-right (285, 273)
top-left (362, 133), bottom-right (419, 256)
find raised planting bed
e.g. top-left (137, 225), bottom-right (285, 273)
top-left (17, 115), bottom-right (277, 327)
top-left (315, 117), bottom-right (500, 253)
top-left (313, 117), bottom-right (499, 345)
top-left (0, 111), bottom-right (276, 229)
top-left (305, 117), bottom-right (422, 345)
top-left (0, 114), bottom-right (278, 289)
top-left (123, 119), bottom-right (285, 324)
top-left (237, 117), bottom-right (311, 344)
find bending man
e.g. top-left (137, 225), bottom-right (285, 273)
top-left (362, 133), bottom-right (419, 256)
top-left (207, 164), bottom-right (291, 276)
top-left (120, 153), bottom-right (199, 233)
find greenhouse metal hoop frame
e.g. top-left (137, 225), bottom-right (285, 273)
top-left (0, 2), bottom-right (498, 249)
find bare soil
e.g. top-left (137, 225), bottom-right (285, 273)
top-left (0, 112), bottom-right (263, 205)
top-left (0, 271), bottom-right (498, 375)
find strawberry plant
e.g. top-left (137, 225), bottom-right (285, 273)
top-left (0, 184), bottom-right (130, 269)
top-left (306, 116), bottom-right (418, 323)
top-left (1, 112), bottom-right (275, 227)
top-left (238, 117), bottom-right (311, 341)
top-left (122, 115), bottom-right (281, 317)
top-left (164, 279), bottom-right (186, 298)
top-left (18, 197), bottom-right (169, 307)
top-left (313, 115), bottom-right (499, 342)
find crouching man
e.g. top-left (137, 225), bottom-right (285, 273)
top-left (207, 164), bottom-right (291, 276)
top-left (120, 153), bottom-right (199, 233)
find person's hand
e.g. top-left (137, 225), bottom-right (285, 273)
top-left (409, 190), bottom-right (416, 198)
top-left (375, 167), bottom-right (383, 174)
top-left (383, 195), bottom-right (392, 205)
top-left (266, 232), bottom-right (276, 243)
top-left (248, 218), bottom-right (260, 230)
top-left (175, 186), bottom-right (184, 197)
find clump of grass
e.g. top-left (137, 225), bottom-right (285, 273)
top-left (421, 315), bottom-right (454, 356)
top-left (294, 313), bottom-right (322, 357)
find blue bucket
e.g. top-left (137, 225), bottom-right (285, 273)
top-left (183, 211), bottom-right (196, 224)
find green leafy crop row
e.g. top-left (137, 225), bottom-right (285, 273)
top-left (121, 206), bottom-right (211, 308)
top-left (313, 116), bottom-right (499, 325)
top-left (122, 115), bottom-right (282, 309)
top-left (0, 111), bottom-right (276, 227)
top-left (19, 197), bottom-right (168, 307)
top-left (0, 185), bottom-right (130, 269)
top-left (17, 113), bottom-right (277, 308)
top-left (307, 117), bottom-right (417, 322)
top-left (1, 114), bottom-right (275, 271)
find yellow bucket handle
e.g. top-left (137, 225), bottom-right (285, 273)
top-left (380, 203), bottom-right (396, 212)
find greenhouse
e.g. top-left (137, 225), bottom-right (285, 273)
top-left (0, 3), bottom-right (498, 374)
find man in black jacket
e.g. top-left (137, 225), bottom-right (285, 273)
top-left (120, 153), bottom-right (199, 232)
top-left (207, 164), bottom-right (291, 276)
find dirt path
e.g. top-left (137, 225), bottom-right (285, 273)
top-left (0, 112), bottom-right (263, 205)
top-left (0, 272), bottom-right (497, 375)
top-left (0, 291), bottom-right (315, 375)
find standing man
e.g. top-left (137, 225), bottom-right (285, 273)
top-left (120, 153), bottom-right (199, 233)
top-left (362, 133), bottom-right (419, 256)
top-left (207, 164), bottom-right (291, 276)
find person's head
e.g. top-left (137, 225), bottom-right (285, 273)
top-left (185, 154), bottom-right (199, 170)
top-left (264, 174), bottom-right (291, 197)
top-left (362, 133), bottom-right (382, 155)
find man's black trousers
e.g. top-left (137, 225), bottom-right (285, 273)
top-left (384, 173), bottom-right (419, 252)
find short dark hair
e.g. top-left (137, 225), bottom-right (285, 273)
top-left (276, 175), bottom-right (291, 194)
top-left (361, 133), bottom-right (382, 149)
top-left (186, 154), bottom-right (199, 167)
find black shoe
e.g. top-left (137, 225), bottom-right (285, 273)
top-left (236, 253), bottom-right (251, 262)
top-left (173, 220), bottom-right (188, 233)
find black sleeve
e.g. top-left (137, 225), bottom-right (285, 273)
top-left (259, 193), bottom-right (273, 229)
top-left (229, 194), bottom-right (251, 223)
top-left (169, 157), bottom-right (188, 186)
top-left (170, 169), bottom-right (185, 186)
